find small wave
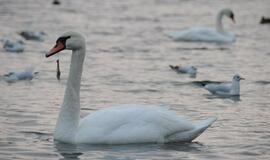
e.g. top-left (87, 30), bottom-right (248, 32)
top-left (205, 94), bottom-right (241, 102)
top-left (191, 80), bottom-right (224, 87)
top-left (114, 89), bottom-right (160, 93)
top-left (20, 131), bottom-right (51, 136)
top-left (254, 80), bottom-right (270, 85)
top-left (176, 47), bottom-right (229, 51)
top-left (81, 108), bottom-right (97, 111)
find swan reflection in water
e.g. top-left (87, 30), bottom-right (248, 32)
top-left (54, 141), bottom-right (206, 160)
top-left (54, 142), bottom-right (82, 160)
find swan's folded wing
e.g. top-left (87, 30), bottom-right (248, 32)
top-left (169, 27), bottom-right (234, 43)
top-left (76, 105), bottom-right (194, 144)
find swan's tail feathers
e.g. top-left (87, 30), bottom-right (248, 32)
top-left (167, 117), bottom-right (217, 143)
top-left (194, 117), bottom-right (217, 134)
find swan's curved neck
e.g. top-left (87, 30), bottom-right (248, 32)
top-left (231, 80), bottom-right (240, 95)
top-left (216, 11), bottom-right (225, 34)
top-left (54, 46), bottom-right (85, 143)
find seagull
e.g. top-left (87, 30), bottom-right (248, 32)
top-left (204, 74), bottom-right (244, 96)
top-left (169, 65), bottom-right (197, 77)
top-left (3, 40), bottom-right (24, 53)
top-left (4, 66), bottom-right (38, 83)
top-left (260, 16), bottom-right (270, 24)
top-left (19, 31), bottom-right (46, 41)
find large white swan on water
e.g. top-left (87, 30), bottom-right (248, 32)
top-left (46, 31), bottom-right (217, 144)
top-left (168, 8), bottom-right (236, 43)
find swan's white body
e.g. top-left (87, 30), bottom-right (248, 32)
top-left (75, 105), bottom-right (216, 144)
top-left (46, 32), bottom-right (216, 144)
top-left (4, 66), bottom-right (36, 83)
top-left (168, 9), bottom-right (236, 43)
top-left (204, 74), bottom-right (244, 96)
top-left (3, 40), bottom-right (24, 53)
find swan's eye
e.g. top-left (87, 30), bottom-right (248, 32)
top-left (56, 36), bottom-right (71, 44)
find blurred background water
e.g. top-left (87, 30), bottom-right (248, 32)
top-left (0, 0), bottom-right (269, 159)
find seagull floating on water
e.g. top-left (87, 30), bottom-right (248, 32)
top-left (203, 74), bottom-right (244, 96)
top-left (19, 31), bottom-right (46, 41)
top-left (4, 66), bottom-right (38, 83)
top-left (2, 39), bottom-right (24, 53)
top-left (260, 16), bottom-right (270, 24)
top-left (169, 65), bottom-right (197, 77)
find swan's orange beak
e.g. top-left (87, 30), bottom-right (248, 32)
top-left (46, 41), bottom-right (65, 58)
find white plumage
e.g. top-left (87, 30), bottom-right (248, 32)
top-left (169, 65), bottom-right (197, 77)
top-left (46, 32), bottom-right (216, 144)
top-left (168, 8), bottom-right (236, 43)
top-left (76, 105), bottom-right (214, 144)
top-left (4, 66), bottom-right (37, 83)
top-left (204, 74), bottom-right (244, 96)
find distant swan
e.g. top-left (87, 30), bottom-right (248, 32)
top-left (45, 31), bottom-right (216, 144)
top-left (168, 8), bottom-right (236, 43)
top-left (204, 74), bottom-right (244, 96)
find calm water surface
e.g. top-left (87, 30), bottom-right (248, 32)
top-left (0, 0), bottom-right (270, 159)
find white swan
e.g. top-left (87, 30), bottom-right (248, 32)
top-left (45, 31), bottom-right (216, 144)
top-left (204, 74), bottom-right (244, 96)
top-left (168, 8), bottom-right (236, 43)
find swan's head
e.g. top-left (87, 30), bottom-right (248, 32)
top-left (46, 31), bottom-right (85, 58)
top-left (221, 8), bottom-right (235, 23)
top-left (233, 74), bottom-right (244, 81)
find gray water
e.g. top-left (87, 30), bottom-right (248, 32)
top-left (0, 0), bottom-right (270, 159)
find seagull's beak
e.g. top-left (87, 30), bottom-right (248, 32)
top-left (46, 41), bottom-right (65, 58)
top-left (240, 77), bottom-right (245, 80)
